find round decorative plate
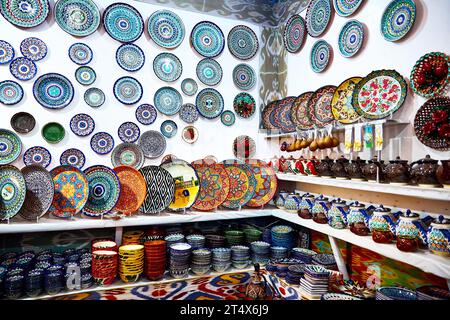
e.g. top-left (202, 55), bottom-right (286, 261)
top-left (91, 132), bottom-right (114, 155)
top-left (381, 0), bottom-right (416, 42)
top-left (10, 57), bottom-right (37, 81)
top-left (291, 92), bottom-right (314, 130)
top-left (42, 122), bottom-right (65, 144)
top-left (273, 96), bottom-right (297, 133)
top-left (333, 0), bottom-right (364, 17)
top-left (153, 52), bottom-right (182, 82)
top-left (116, 43), bottom-right (145, 72)
top-left (19, 164), bottom-right (54, 220)
top-left (414, 96), bottom-right (450, 151)
top-left (111, 143), bottom-right (145, 169)
top-left (113, 165), bottom-right (147, 215)
top-left (102, 3), bottom-right (144, 43)
top-left (331, 77), bottom-right (362, 124)
top-left (48, 165), bottom-right (88, 218)
top-left (33, 73), bottom-right (74, 109)
top-left (284, 15), bottom-right (307, 53)
top-left (232, 64), bottom-right (256, 91)
top-left (160, 120), bottom-right (178, 138)
top-left (190, 21), bottom-right (225, 58)
top-left (83, 165), bottom-right (121, 217)
top-left (0, 0), bottom-right (50, 28)
top-left (160, 159), bottom-right (200, 212)
top-left (322, 293), bottom-right (362, 300)
top-left (233, 135), bottom-right (256, 159)
top-left (0, 165), bottom-right (26, 220)
top-left (54, 0), bottom-right (100, 37)
top-left (221, 110), bottom-right (236, 126)
top-left (139, 165), bottom-right (174, 214)
top-left (181, 126), bottom-right (198, 144)
top-left (196, 58), bottom-right (222, 86)
top-left (309, 85), bottom-right (337, 126)
top-left (179, 103), bottom-right (199, 123)
top-left (0, 80), bottom-right (23, 105)
top-left (20, 37), bottom-right (47, 61)
top-left (84, 87), bottom-right (105, 108)
top-left (113, 76), bottom-right (143, 105)
top-left (227, 25), bottom-right (259, 60)
top-left (138, 130), bottom-right (166, 159)
top-left (261, 100), bottom-right (279, 130)
top-left (70, 113), bottom-right (95, 136)
top-left (306, 0), bottom-right (332, 37)
top-left (0, 129), bottom-right (22, 165)
top-left (352, 69), bottom-right (407, 119)
top-left (147, 9), bottom-right (185, 49)
top-left (68, 42), bottom-right (93, 65)
top-left (118, 122), bottom-right (140, 143)
top-left (245, 159), bottom-right (277, 208)
top-left (153, 87), bottom-right (182, 115)
top-left (181, 78), bottom-right (198, 96)
top-left (311, 40), bottom-right (332, 73)
top-left (11, 112), bottom-right (36, 134)
top-left (135, 104), bottom-right (157, 125)
top-left (60, 148), bottom-right (86, 169)
top-left (338, 20), bottom-right (364, 57)
top-left (75, 66), bottom-right (96, 85)
top-left (233, 92), bottom-right (256, 118)
top-left (196, 88), bottom-right (224, 119)
top-left (23, 146), bottom-right (51, 168)
top-left (220, 160), bottom-right (256, 209)
top-left (0, 40), bottom-right (14, 64)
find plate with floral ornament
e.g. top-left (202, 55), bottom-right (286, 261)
top-left (220, 159), bottom-right (256, 210)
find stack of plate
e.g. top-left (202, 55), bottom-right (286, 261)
top-left (211, 248), bottom-right (231, 272)
top-left (299, 265), bottom-right (330, 300)
top-left (169, 243), bottom-right (192, 279)
top-left (416, 285), bottom-right (450, 300)
top-left (231, 245), bottom-right (250, 269)
top-left (122, 230), bottom-right (145, 245)
top-left (270, 246), bottom-right (288, 260)
top-left (291, 248), bottom-right (317, 263)
top-left (205, 235), bottom-right (226, 248)
top-left (271, 225), bottom-right (295, 249)
top-left (243, 228), bottom-right (262, 244)
top-left (262, 228), bottom-right (272, 244)
top-left (92, 240), bottom-right (117, 252)
top-left (118, 245), bottom-right (144, 283)
top-left (92, 250), bottom-right (118, 285)
top-left (250, 241), bottom-right (270, 266)
top-left (286, 264), bottom-right (305, 285)
top-left (376, 287), bottom-right (417, 300)
top-left (312, 253), bottom-right (338, 271)
top-left (225, 230), bottom-right (245, 246)
top-left (186, 234), bottom-right (206, 250)
top-left (191, 249), bottom-right (212, 275)
top-left (144, 240), bottom-right (166, 280)
top-left (276, 264), bottom-right (289, 278)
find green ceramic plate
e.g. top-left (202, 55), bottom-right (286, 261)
top-left (0, 165), bottom-right (26, 220)
top-left (42, 122), bottom-right (65, 143)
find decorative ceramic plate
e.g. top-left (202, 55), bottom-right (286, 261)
top-left (181, 78), bottom-right (198, 96)
top-left (10, 57), bottom-right (37, 81)
top-left (117, 122), bottom-right (140, 143)
top-left (245, 159), bottom-right (277, 208)
top-left (113, 76), bottom-right (143, 105)
top-left (227, 25), bottom-right (259, 60)
top-left (23, 146), bottom-right (51, 168)
top-left (220, 160), bottom-right (256, 209)
top-left (232, 64), bottom-right (256, 91)
top-left (154, 87), bottom-right (182, 115)
top-left (221, 110), bottom-right (236, 126)
top-left (381, 0), bottom-right (416, 42)
top-left (181, 126), bottom-right (199, 144)
top-left (68, 42), bottom-right (93, 65)
top-left (261, 100), bottom-right (279, 130)
top-left (284, 15), bottom-right (307, 53)
top-left (116, 43), bottom-right (145, 72)
top-left (60, 148), bottom-right (86, 169)
top-left (83, 165), bottom-right (121, 217)
top-left (196, 88), bottom-right (224, 119)
top-left (190, 21), bottom-right (225, 58)
top-left (90, 132), bottom-right (114, 155)
top-left (33, 73), bottom-right (74, 109)
top-left (153, 52), bottom-right (182, 82)
top-left (20, 37), bottom-right (47, 61)
top-left (233, 135), bottom-right (256, 159)
top-left (111, 143), bottom-right (145, 169)
top-left (333, 0), bottom-right (364, 17)
top-left (322, 293), bottom-right (362, 300)
top-left (147, 10), bottom-right (185, 49)
top-left (75, 66), bottom-right (96, 85)
top-left (139, 165), bottom-right (174, 214)
top-left (48, 165), bottom-right (88, 218)
top-left (84, 87), bottom-right (105, 107)
top-left (138, 130), bottom-right (166, 159)
top-left (0, 129), bottom-right (22, 165)
top-left (70, 113), bottom-right (95, 136)
top-left (102, 3), bottom-right (144, 43)
top-left (0, 80), bottom-right (23, 105)
top-left (196, 58), bottom-right (222, 86)
top-left (10, 111), bottom-right (36, 134)
top-left (273, 96), bottom-right (297, 132)
top-left (233, 92), bottom-right (256, 118)
top-left (0, 165), bottom-right (26, 220)
top-left (0, 40), bottom-right (14, 64)
top-left (113, 165), bottom-right (147, 214)
top-left (19, 164), bottom-right (54, 220)
top-left (0, 0), bottom-right (50, 28)
top-left (160, 120), bottom-right (178, 138)
top-left (338, 20), bottom-right (364, 57)
top-left (410, 52), bottom-right (449, 99)
top-left (54, 0), bottom-right (100, 37)
top-left (352, 69), bottom-right (407, 119)
top-left (306, 0), bottom-right (332, 37)
top-left (42, 122), bottom-right (65, 143)
top-left (331, 77), bottom-right (362, 124)
top-left (310, 85), bottom-right (337, 126)
top-left (135, 104), bottom-right (157, 125)
top-left (311, 40), bottom-right (332, 73)
top-left (291, 92), bottom-right (314, 130)
top-left (179, 103), bottom-right (199, 123)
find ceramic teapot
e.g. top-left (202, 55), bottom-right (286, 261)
top-left (311, 195), bottom-right (331, 224)
top-left (305, 157), bottom-right (318, 176)
top-left (328, 198), bottom-right (349, 229)
top-left (275, 190), bottom-right (289, 209)
top-left (286, 156), bottom-right (297, 174)
top-left (295, 156), bottom-right (307, 175)
top-left (437, 160), bottom-right (450, 188)
top-left (331, 155), bottom-right (349, 179)
top-left (245, 263), bottom-right (267, 300)
top-left (395, 210), bottom-right (429, 252)
top-left (410, 155), bottom-right (441, 187)
top-left (362, 155), bottom-right (385, 182)
top-left (298, 193), bottom-right (315, 219)
top-left (427, 215), bottom-right (450, 257)
top-left (284, 193), bottom-right (301, 213)
top-left (369, 205), bottom-right (398, 243)
top-left (316, 156), bottom-right (334, 178)
top-left (345, 157), bottom-right (366, 181)
top-left (383, 156), bottom-right (410, 185)
top-left (347, 201), bottom-right (372, 236)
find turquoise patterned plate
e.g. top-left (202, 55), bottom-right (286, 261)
top-left (0, 129), bottom-right (22, 165)
top-left (33, 73), bottom-right (74, 109)
top-left (283, 15), bottom-right (307, 53)
top-left (0, 80), bottom-right (23, 105)
top-left (10, 57), bottom-right (37, 81)
top-left (333, 0), bottom-right (364, 17)
top-left (75, 66), bottom-right (96, 85)
top-left (381, 0), bottom-right (416, 42)
top-left (102, 3), bottom-right (144, 43)
top-left (181, 78), bottom-right (198, 96)
top-left (68, 42), bottom-right (93, 65)
top-left (153, 52), bottom-right (182, 82)
top-left (190, 21), bottom-right (225, 58)
top-left (310, 40), bottom-right (332, 73)
top-left (195, 88), bottom-right (224, 119)
top-left (154, 86), bottom-right (183, 116)
top-left (0, 40), bottom-right (14, 64)
top-left (338, 20), bottom-right (364, 57)
top-left (54, 0), bottom-right (100, 37)
top-left (232, 64), bottom-right (256, 91)
top-left (147, 10), bottom-right (185, 49)
top-left (113, 76), bottom-right (143, 105)
top-left (0, 0), bottom-right (50, 28)
top-left (160, 120), bottom-right (178, 138)
top-left (306, 0), bottom-right (332, 37)
top-left (221, 110), bottom-right (236, 126)
top-left (84, 87), bottom-right (105, 107)
top-left (196, 58), bottom-right (222, 86)
top-left (116, 43), bottom-right (145, 72)
top-left (227, 25), bottom-right (259, 60)
top-left (0, 165), bottom-right (26, 220)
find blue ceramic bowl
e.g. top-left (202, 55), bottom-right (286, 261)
top-left (377, 287), bottom-right (417, 300)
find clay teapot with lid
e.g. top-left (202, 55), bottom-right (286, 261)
top-left (395, 210), bottom-right (429, 252)
top-left (437, 160), bottom-right (450, 188)
top-left (369, 205), bottom-right (398, 244)
top-left (331, 155), bottom-right (349, 179)
top-left (311, 195), bottom-right (331, 224)
top-left (345, 157), bottom-right (367, 181)
top-left (328, 198), bottom-right (349, 229)
top-left (284, 193), bottom-right (301, 213)
top-left (347, 201), bottom-right (372, 236)
top-left (294, 156), bottom-right (307, 175)
top-left (298, 193), bottom-right (315, 219)
top-left (245, 263), bottom-right (268, 300)
top-left (410, 155), bottom-right (441, 187)
top-left (427, 215), bottom-right (450, 257)
top-left (383, 156), bottom-right (410, 185)
top-left (362, 155), bottom-right (386, 182)
top-left (316, 156), bottom-right (334, 178)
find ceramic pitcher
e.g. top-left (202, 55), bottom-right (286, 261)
top-left (284, 193), bottom-right (301, 213)
top-left (311, 195), bottom-right (331, 224)
top-left (347, 201), bottom-right (372, 236)
top-left (427, 215), bottom-right (450, 257)
top-left (298, 193), bottom-right (315, 219)
top-left (328, 198), bottom-right (349, 229)
top-left (369, 205), bottom-right (398, 243)
top-left (275, 190), bottom-right (289, 209)
top-left (395, 210), bottom-right (429, 252)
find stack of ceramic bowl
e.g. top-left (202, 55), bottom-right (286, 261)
top-left (205, 235), bottom-right (226, 248)
top-left (186, 234), bottom-right (206, 250)
top-left (211, 248), bottom-right (231, 272)
top-left (4, 273), bottom-right (25, 299)
top-left (169, 243), bottom-right (192, 279)
top-left (44, 265), bottom-right (65, 295)
top-left (250, 241), bottom-right (271, 265)
top-left (225, 230), bottom-right (245, 246)
top-left (271, 225), bottom-right (295, 249)
top-left (271, 246), bottom-right (288, 260)
top-left (118, 245), bottom-right (144, 283)
top-left (92, 250), bottom-right (118, 285)
top-left (145, 227), bottom-right (166, 241)
top-left (144, 240), bottom-right (167, 280)
top-left (312, 253), bottom-right (338, 271)
top-left (265, 262), bottom-right (277, 273)
top-left (299, 265), bottom-right (330, 300)
top-left (416, 285), bottom-right (450, 300)
top-left (262, 228), bottom-right (272, 244)
top-left (286, 264), bottom-right (305, 285)
top-left (190, 249), bottom-right (212, 275)
top-left (52, 253), bottom-right (65, 265)
top-left (165, 233), bottom-right (186, 248)
top-left (291, 248), bottom-right (317, 263)
top-left (376, 287), bottom-right (417, 300)
top-left (122, 230), bottom-right (145, 245)
top-left (231, 245), bottom-right (250, 269)
top-left (92, 240), bottom-right (118, 252)
top-left (243, 228), bottom-right (263, 244)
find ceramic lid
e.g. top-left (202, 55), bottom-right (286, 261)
top-left (399, 209), bottom-right (420, 220)
top-left (417, 154), bottom-right (438, 164)
top-left (337, 155), bottom-right (349, 162)
top-left (315, 194), bottom-right (329, 202)
top-left (389, 156), bottom-right (408, 164)
top-left (302, 192), bottom-right (314, 199)
top-left (373, 205), bottom-right (391, 213)
top-left (350, 201), bottom-right (365, 208)
top-left (332, 198), bottom-right (347, 206)
top-left (431, 215), bottom-right (450, 229)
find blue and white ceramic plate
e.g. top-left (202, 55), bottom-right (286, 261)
top-left (20, 37), bottom-right (47, 61)
top-left (0, 129), bottom-right (22, 165)
top-left (135, 103), bottom-right (157, 125)
top-left (70, 113), bottom-right (95, 136)
top-left (306, 0), bottom-right (332, 37)
top-left (54, 0), bottom-right (100, 37)
top-left (221, 110), bottom-right (236, 126)
top-left (118, 121), bottom-right (140, 143)
top-left (195, 88), bottom-right (224, 119)
top-left (60, 148), bottom-right (86, 169)
top-left (147, 10), bottom-right (185, 49)
top-left (338, 20), bottom-right (364, 57)
top-left (310, 40), bottom-right (332, 72)
top-left (116, 43), bottom-right (145, 72)
top-left (0, 0), bottom-right (50, 28)
top-left (10, 57), bottom-right (37, 81)
top-left (153, 52), bottom-right (182, 82)
top-left (84, 87), bottom-right (105, 107)
top-left (181, 78), bottom-right (198, 96)
top-left (333, 0), bottom-right (364, 17)
top-left (381, 0), bottom-right (416, 42)
top-left (33, 73), bottom-right (75, 109)
top-left (102, 3), bottom-right (144, 43)
top-left (138, 130), bottom-right (166, 159)
top-left (232, 64), bottom-right (256, 91)
top-left (196, 58), bottom-right (222, 86)
top-left (227, 25), bottom-right (259, 60)
top-left (0, 80), bottom-right (23, 105)
top-left (75, 66), bottom-right (96, 85)
top-left (154, 86), bottom-right (183, 115)
top-left (90, 132), bottom-right (114, 155)
top-left (23, 146), bottom-right (52, 168)
top-left (0, 40), bottom-right (14, 64)
top-left (113, 76), bottom-right (143, 105)
top-left (68, 43), bottom-right (93, 65)
top-left (190, 21), bottom-right (225, 58)
top-left (160, 120), bottom-right (178, 138)
top-left (179, 103), bottom-right (199, 123)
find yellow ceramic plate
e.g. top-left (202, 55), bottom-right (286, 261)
top-left (331, 77), bottom-right (362, 124)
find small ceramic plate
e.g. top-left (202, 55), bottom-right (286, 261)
top-left (160, 120), bottom-right (178, 138)
top-left (233, 92), bottom-right (256, 118)
top-left (91, 132), bottom-right (115, 155)
top-left (75, 66), bottom-right (96, 85)
top-left (0, 129), bottom-right (22, 165)
top-left (113, 76), bottom-right (143, 105)
top-left (10, 57), bottom-right (37, 81)
top-left (70, 113), bottom-right (95, 137)
top-left (0, 80), bottom-right (23, 105)
top-left (0, 40), bottom-right (15, 64)
top-left (181, 78), bottom-right (198, 96)
top-left (20, 37), bottom-right (47, 61)
top-left (84, 87), bottom-right (105, 108)
top-left (138, 130), bottom-right (166, 159)
top-left (60, 148), bottom-right (86, 169)
top-left (135, 104), bottom-right (157, 125)
top-left (221, 110), bottom-right (236, 126)
top-left (154, 87), bottom-right (183, 115)
top-left (10, 112), bottom-right (36, 134)
top-left (153, 52), bottom-right (182, 82)
top-left (179, 103), bottom-right (199, 123)
top-left (111, 143), bottom-right (145, 169)
top-left (68, 42), bottom-right (93, 65)
top-left (23, 146), bottom-right (52, 168)
top-left (196, 58), bottom-right (222, 86)
top-left (310, 40), bottom-right (332, 73)
top-left (118, 122), bottom-right (140, 143)
top-left (42, 122), bottom-right (65, 144)
top-left (181, 126), bottom-right (199, 144)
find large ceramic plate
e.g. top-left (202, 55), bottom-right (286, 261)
top-left (116, 43), bottom-right (145, 72)
top-left (102, 3), bottom-right (143, 43)
top-left (291, 92), bottom-right (314, 130)
top-left (54, 0), bottom-right (100, 37)
top-left (196, 58), bottom-right (222, 86)
top-left (195, 88), bottom-right (224, 119)
top-left (261, 100), bottom-right (280, 130)
top-left (273, 96), bottom-right (297, 133)
top-left (227, 25), bottom-right (258, 60)
top-left (0, 0), bottom-right (50, 28)
top-left (306, 0), bottom-right (332, 37)
top-left (154, 87), bottom-right (182, 115)
top-left (190, 21), bottom-right (225, 58)
top-left (283, 15), bottom-right (306, 53)
top-left (220, 160), bottom-right (256, 209)
top-left (147, 9), bottom-right (185, 49)
top-left (0, 80), bottom-right (23, 105)
top-left (381, 0), bottom-right (416, 42)
top-left (33, 73), bottom-right (74, 109)
top-left (138, 130), bottom-right (166, 159)
top-left (232, 64), bottom-right (256, 91)
top-left (331, 77), bottom-right (362, 124)
top-left (352, 69), bottom-right (407, 119)
top-left (309, 85), bottom-right (337, 126)
top-left (333, 0), bottom-right (364, 17)
top-left (113, 76), bottom-right (143, 105)
top-left (113, 166), bottom-right (147, 215)
top-left (0, 165), bottom-right (26, 220)
top-left (139, 165), bottom-right (174, 214)
top-left (338, 20), bottom-right (364, 58)
top-left (311, 40), bottom-right (332, 73)
top-left (111, 143), bottom-right (145, 169)
top-left (153, 52), bottom-right (182, 82)
top-left (245, 159), bottom-right (277, 208)
top-left (0, 129), bottom-right (22, 165)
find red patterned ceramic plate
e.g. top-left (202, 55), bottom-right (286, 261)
top-left (410, 52), bottom-right (449, 99)
top-left (308, 85), bottom-right (336, 127)
top-left (245, 159), bottom-right (277, 208)
top-left (113, 166), bottom-right (147, 215)
top-left (291, 92), bottom-right (314, 130)
top-left (221, 160), bottom-right (256, 209)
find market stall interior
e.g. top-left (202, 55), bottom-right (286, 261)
top-left (0, 0), bottom-right (449, 301)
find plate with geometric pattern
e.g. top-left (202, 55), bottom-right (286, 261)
top-left (139, 165), bottom-right (174, 214)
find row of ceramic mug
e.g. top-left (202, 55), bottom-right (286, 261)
top-left (275, 191), bottom-right (450, 257)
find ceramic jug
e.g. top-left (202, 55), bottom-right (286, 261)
top-left (311, 195), bottom-right (331, 224)
top-left (347, 201), bottom-right (372, 236)
top-left (362, 155), bottom-right (385, 182)
top-left (298, 193), bottom-right (315, 219)
top-left (317, 156), bottom-right (334, 178)
top-left (383, 156), bottom-right (410, 185)
top-left (437, 160), bottom-right (450, 188)
top-left (275, 190), bottom-right (289, 209)
top-left (331, 155), bottom-right (349, 179)
top-left (369, 205), bottom-right (398, 243)
top-left (427, 215), bottom-right (450, 257)
top-left (395, 210), bottom-right (429, 252)
top-left (305, 157), bottom-right (318, 176)
top-left (328, 198), bottom-right (349, 229)
top-left (345, 157), bottom-right (366, 181)
top-left (410, 155), bottom-right (441, 187)
top-left (284, 193), bottom-right (301, 213)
